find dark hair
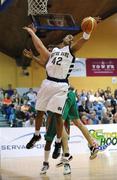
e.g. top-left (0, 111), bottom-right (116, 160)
top-left (68, 86), bottom-right (75, 91)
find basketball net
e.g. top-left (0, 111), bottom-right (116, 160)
top-left (28, 0), bottom-right (48, 16)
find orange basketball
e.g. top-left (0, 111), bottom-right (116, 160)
top-left (81, 17), bottom-right (97, 33)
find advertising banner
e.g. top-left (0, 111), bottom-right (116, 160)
top-left (86, 58), bottom-right (117, 76)
top-left (1, 124), bottom-right (117, 158)
top-left (70, 58), bottom-right (86, 77)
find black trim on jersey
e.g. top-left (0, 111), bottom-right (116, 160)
top-left (47, 75), bottom-right (68, 83)
top-left (66, 45), bottom-right (75, 78)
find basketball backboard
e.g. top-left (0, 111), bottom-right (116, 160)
top-left (31, 13), bottom-right (80, 31)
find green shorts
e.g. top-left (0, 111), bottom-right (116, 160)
top-left (62, 90), bottom-right (79, 127)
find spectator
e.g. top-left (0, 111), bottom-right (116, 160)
top-left (113, 112), bottom-right (117, 123)
top-left (2, 93), bottom-right (12, 116)
top-left (94, 91), bottom-right (104, 102)
top-left (5, 84), bottom-right (14, 97)
top-left (114, 89), bottom-right (117, 100)
top-left (81, 114), bottom-right (90, 125)
top-left (8, 104), bottom-right (16, 127)
top-left (89, 110), bottom-right (99, 124)
top-left (105, 86), bottom-right (112, 95)
top-left (24, 116), bottom-right (35, 127)
top-left (88, 90), bottom-right (95, 103)
top-left (0, 88), bottom-right (4, 108)
top-left (15, 105), bottom-right (26, 127)
top-left (78, 98), bottom-right (89, 117)
top-left (26, 88), bottom-right (37, 107)
top-left (101, 100), bottom-right (113, 124)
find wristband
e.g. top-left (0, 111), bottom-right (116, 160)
top-left (83, 32), bottom-right (91, 40)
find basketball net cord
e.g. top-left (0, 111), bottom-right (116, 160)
top-left (28, 0), bottom-right (48, 16)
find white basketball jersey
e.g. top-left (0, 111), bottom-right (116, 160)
top-left (46, 46), bottom-right (75, 79)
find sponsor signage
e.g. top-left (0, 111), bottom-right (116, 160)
top-left (86, 58), bottom-right (117, 76)
top-left (1, 125), bottom-right (117, 158)
top-left (70, 58), bottom-right (86, 77)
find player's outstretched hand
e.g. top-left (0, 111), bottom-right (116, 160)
top-left (23, 26), bottom-right (34, 35)
top-left (23, 49), bottom-right (33, 59)
top-left (28, 23), bottom-right (37, 33)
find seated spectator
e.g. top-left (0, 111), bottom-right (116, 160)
top-left (113, 112), bottom-right (117, 123)
top-left (24, 115), bottom-right (35, 127)
top-left (105, 86), bottom-right (112, 95)
top-left (88, 90), bottom-right (95, 103)
top-left (15, 105), bottom-right (26, 127)
top-left (97, 88), bottom-right (105, 98)
top-left (26, 88), bottom-right (37, 107)
top-left (93, 101), bottom-right (103, 121)
top-left (8, 104), bottom-right (16, 127)
top-left (94, 91), bottom-right (104, 102)
top-left (12, 93), bottom-right (21, 106)
top-left (81, 114), bottom-right (90, 125)
top-left (5, 84), bottom-right (14, 97)
top-left (0, 88), bottom-right (4, 101)
top-left (11, 89), bottom-right (21, 105)
top-left (0, 88), bottom-right (4, 109)
top-left (2, 93), bottom-right (12, 105)
top-left (101, 100), bottom-right (113, 124)
top-left (80, 89), bottom-right (87, 102)
top-left (21, 103), bottom-right (30, 112)
top-left (78, 98), bottom-right (89, 117)
top-left (89, 110), bottom-right (99, 124)
top-left (111, 99), bottom-right (117, 115)
top-left (2, 93), bottom-right (12, 116)
top-left (114, 89), bottom-right (117, 100)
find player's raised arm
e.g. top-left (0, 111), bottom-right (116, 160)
top-left (71, 16), bottom-right (101, 53)
top-left (23, 49), bottom-right (47, 67)
top-left (23, 26), bottom-right (50, 61)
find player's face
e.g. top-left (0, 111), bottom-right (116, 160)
top-left (63, 34), bottom-right (74, 46)
top-left (48, 47), bottom-right (53, 52)
top-left (47, 45), bottom-right (55, 52)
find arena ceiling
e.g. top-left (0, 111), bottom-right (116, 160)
top-left (0, 0), bottom-right (117, 66)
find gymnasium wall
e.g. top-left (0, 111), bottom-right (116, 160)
top-left (69, 13), bottom-right (117, 92)
top-left (0, 14), bottom-right (117, 90)
top-left (0, 52), bottom-right (46, 89)
top-left (0, 52), bottom-right (17, 89)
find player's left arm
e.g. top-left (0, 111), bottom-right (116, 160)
top-left (23, 49), bottom-right (47, 67)
top-left (23, 26), bottom-right (50, 61)
top-left (71, 16), bottom-right (101, 53)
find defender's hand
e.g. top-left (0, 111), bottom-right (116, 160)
top-left (23, 49), bottom-right (33, 59)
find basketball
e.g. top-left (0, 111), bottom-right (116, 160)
top-left (81, 17), bottom-right (97, 33)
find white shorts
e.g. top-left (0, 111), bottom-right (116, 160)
top-left (35, 79), bottom-right (69, 114)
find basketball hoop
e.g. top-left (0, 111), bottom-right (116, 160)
top-left (28, 0), bottom-right (48, 16)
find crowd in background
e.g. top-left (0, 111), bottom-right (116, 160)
top-left (0, 84), bottom-right (117, 127)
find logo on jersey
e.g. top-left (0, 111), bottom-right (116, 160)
top-left (58, 107), bottom-right (62, 111)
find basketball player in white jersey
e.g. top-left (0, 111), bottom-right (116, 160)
top-left (23, 17), bottom-right (100, 153)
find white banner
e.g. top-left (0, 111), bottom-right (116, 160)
top-left (1, 124), bottom-right (117, 158)
top-left (70, 58), bottom-right (86, 77)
